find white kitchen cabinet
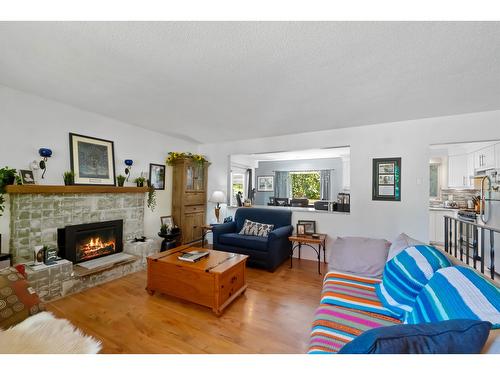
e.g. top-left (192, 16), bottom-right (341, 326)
top-left (474, 145), bottom-right (496, 171)
top-left (495, 142), bottom-right (500, 169)
top-left (429, 209), bottom-right (457, 245)
top-left (466, 152), bottom-right (475, 187)
top-left (448, 154), bottom-right (468, 188)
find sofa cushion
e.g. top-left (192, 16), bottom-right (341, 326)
top-left (0, 267), bottom-right (45, 330)
top-left (328, 237), bottom-right (390, 278)
top-left (308, 304), bottom-right (401, 354)
top-left (406, 266), bottom-right (500, 328)
top-left (234, 207), bottom-right (291, 232)
top-left (321, 271), bottom-right (400, 318)
top-left (375, 245), bottom-right (452, 319)
top-left (238, 219), bottom-right (274, 237)
top-left (338, 319), bottom-right (492, 354)
top-left (218, 233), bottom-right (269, 252)
top-left (387, 233), bottom-right (424, 261)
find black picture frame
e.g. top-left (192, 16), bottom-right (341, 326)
top-left (298, 220), bottom-right (316, 234)
top-left (372, 157), bottom-right (401, 201)
top-left (69, 133), bottom-right (116, 186)
top-left (296, 224), bottom-right (306, 236)
top-left (19, 169), bottom-right (35, 185)
top-left (149, 163), bottom-right (166, 190)
top-left (257, 175), bottom-right (274, 192)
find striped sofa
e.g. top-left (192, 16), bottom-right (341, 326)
top-left (308, 271), bottom-right (401, 353)
top-left (308, 265), bottom-right (500, 354)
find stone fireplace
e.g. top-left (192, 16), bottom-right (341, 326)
top-left (9, 192), bottom-right (144, 263)
top-left (58, 220), bottom-right (123, 264)
top-left (6, 188), bottom-right (161, 302)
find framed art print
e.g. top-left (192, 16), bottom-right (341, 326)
top-left (372, 157), bottom-right (401, 201)
top-left (149, 163), bottom-right (166, 190)
top-left (298, 220), bottom-right (316, 234)
top-left (19, 169), bottom-right (35, 184)
top-left (257, 175), bottom-right (274, 192)
top-left (69, 133), bottom-right (116, 186)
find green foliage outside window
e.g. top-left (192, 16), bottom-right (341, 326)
top-left (290, 172), bottom-right (320, 200)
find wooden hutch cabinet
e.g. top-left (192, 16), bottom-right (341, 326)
top-left (171, 159), bottom-right (209, 244)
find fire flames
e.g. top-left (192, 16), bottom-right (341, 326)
top-left (79, 236), bottom-right (116, 260)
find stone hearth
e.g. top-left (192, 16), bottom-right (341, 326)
top-left (26, 238), bottom-right (160, 302)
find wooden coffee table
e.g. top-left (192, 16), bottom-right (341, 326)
top-left (146, 245), bottom-right (248, 315)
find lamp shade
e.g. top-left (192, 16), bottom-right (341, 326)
top-left (209, 190), bottom-right (226, 204)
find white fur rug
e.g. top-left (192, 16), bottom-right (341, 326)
top-left (0, 311), bottom-right (102, 354)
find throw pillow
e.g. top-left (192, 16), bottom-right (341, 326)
top-left (239, 219), bottom-right (275, 237)
top-left (328, 236), bottom-right (390, 278)
top-left (387, 233), bottom-right (424, 261)
top-left (406, 266), bottom-right (500, 328)
top-left (0, 267), bottom-right (45, 330)
top-left (375, 245), bottom-right (452, 319)
top-left (338, 319), bottom-right (492, 354)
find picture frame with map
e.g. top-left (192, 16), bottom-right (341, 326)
top-left (69, 133), bottom-right (116, 186)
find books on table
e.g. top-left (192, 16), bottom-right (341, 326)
top-left (178, 250), bottom-right (210, 262)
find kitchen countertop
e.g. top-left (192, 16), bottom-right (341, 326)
top-left (429, 207), bottom-right (460, 211)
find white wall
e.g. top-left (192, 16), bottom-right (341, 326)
top-left (199, 109), bottom-right (500, 260)
top-left (0, 85), bottom-right (197, 252)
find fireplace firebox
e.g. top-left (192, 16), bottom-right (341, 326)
top-left (58, 220), bottom-right (123, 264)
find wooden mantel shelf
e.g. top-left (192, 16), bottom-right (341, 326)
top-left (5, 185), bottom-right (149, 195)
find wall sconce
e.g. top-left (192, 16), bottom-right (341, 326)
top-left (38, 148), bottom-right (52, 179)
top-left (124, 159), bottom-right (133, 181)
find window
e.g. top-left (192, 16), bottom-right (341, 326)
top-left (429, 164), bottom-right (439, 198)
top-left (289, 171), bottom-right (321, 203)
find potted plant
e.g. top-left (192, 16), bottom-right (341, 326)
top-left (0, 167), bottom-right (18, 217)
top-left (134, 177), bottom-right (146, 187)
top-left (116, 175), bottom-right (126, 187)
top-left (159, 224), bottom-right (169, 236)
top-left (63, 171), bottom-right (75, 186)
top-left (147, 179), bottom-right (157, 212)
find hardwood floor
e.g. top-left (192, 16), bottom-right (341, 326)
top-left (47, 259), bottom-right (326, 354)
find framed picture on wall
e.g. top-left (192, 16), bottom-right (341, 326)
top-left (69, 133), bottom-right (116, 186)
top-left (149, 163), bottom-right (166, 190)
top-left (257, 175), bottom-right (274, 192)
top-left (372, 157), bottom-right (401, 201)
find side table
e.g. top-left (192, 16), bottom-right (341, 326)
top-left (288, 234), bottom-right (327, 275)
top-left (201, 224), bottom-right (219, 247)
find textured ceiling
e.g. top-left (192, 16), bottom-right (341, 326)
top-left (1, 22), bottom-right (500, 144)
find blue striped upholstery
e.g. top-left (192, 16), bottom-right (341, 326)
top-left (375, 245), bottom-right (452, 319)
top-left (406, 266), bottom-right (500, 328)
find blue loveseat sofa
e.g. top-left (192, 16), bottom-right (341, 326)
top-left (212, 208), bottom-right (293, 271)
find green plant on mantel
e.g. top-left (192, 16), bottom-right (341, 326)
top-left (134, 177), bottom-right (146, 187)
top-left (63, 171), bottom-right (75, 186)
top-left (0, 167), bottom-right (18, 217)
top-left (116, 175), bottom-right (126, 187)
top-left (166, 152), bottom-right (208, 166)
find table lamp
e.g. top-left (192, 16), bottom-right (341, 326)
top-left (209, 190), bottom-right (226, 223)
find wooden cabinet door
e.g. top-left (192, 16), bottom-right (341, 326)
top-left (183, 212), bottom-right (205, 244)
